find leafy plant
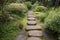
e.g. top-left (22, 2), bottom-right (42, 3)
top-left (34, 12), bottom-right (47, 22)
top-left (0, 20), bottom-right (20, 40)
top-left (25, 2), bottom-right (32, 9)
top-left (34, 6), bottom-right (47, 12)
top-left (32, 3), bottom-right (39, 9)
top-left (44, 10), bottom-right (60, 40)
top-left (6, 3), bottom-right (28, 17)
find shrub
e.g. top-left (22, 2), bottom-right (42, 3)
top-left (0, 3), bottom-right (27, 40)
top-left (0, 21), bottom-right (20, 40)
top-left (45, 10), bottom-right (60, 32)
top-left (44, 10), bottom-right (60, 40)
top-left (34, 6), bottom-right (47, 12)
top-left (39, 13), bottom-right (47, 22)
top-left (25, 2), bottom-right (32, 9)
top-left (32, 3), bottom-right (39, 9)
top-left (6, 3), bottom-right (28, 17)
top-left (34, 12), bottom-right (47, 22)
top-left (7, 0), bottom-right (17, 3)
top-left (0, 11), bottom-right (10, 24)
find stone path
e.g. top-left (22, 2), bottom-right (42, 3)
top-left (26, 11), bottom-right (43, 40)
top-left (15, 11), bottom-right (43, 40)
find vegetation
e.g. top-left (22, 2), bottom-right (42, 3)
top-left (34, 12), bottom-right (47, 22)
top-left (33, 5), bottom-right (47, 12)
top-left (32, 0), bottom-right (60, 40)
top-left (44, 8), bottom-right (60, 40)
top-left (0, 0), bottom-right (60, 40)
top-left (25, 2), bottom-right (32, 9)
top-left (0, 1), bottom-right (28, 40)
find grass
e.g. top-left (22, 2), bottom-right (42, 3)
top-left (21, 16), bottom-right (27, 30)
top-left (0, 13), bottom-right (27, 40)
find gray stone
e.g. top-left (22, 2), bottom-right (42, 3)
top-left (27, 21), bottom-right (37, 25)
top-left (26, 25), bottom-right (42, 30)
top-left (28, 11), bottom-right (33, 14)
top-left (28, 15), bottom-right (36, 18)
top-left (27, 18), bottom-right (36, 21)
top-left (27, 30), bottom-right (43, 37)
top-left (28, 13), bottom-right (33, 15)
top-left (27, 37), bottom-right (42, 40)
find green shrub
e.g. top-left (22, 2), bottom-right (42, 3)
top-left (7, 0), bottom-right (17, 3)
top-left (0, 11), bottom-right (10, 24)
top-left (34, 12), bottom-right (47, 22)
top-left (32, 3), bottom-right (39, 9)
top-left (25, 2), bottom-right (32, 9)
top-left (0, 13), bottom-right (27, 40)
top-left (0, 21), bottom-right (20, 40)
top-left (39, 13), bottom-right (47, 22)
top-left (0, 3), bottom-right (27, 40)
top-left (45, 10), bottom-right (60, 32)
top-left (34, 6), bottom-right (47, 12)
top-left (44, 10), bottom-right (60, 40)
top-left (6, 3), bottom-right (28, 17)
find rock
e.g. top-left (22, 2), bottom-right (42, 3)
top-left (28, 15), bottom-right (36, 18)
top-left (28, 11), bottom-right (33, 15)
top-left (27, 37), bottom-right (42, 40)
top-left (27, 21), bottom-right (37, 25)
top-left (26, 25), bottom-right (42, 30)
top-left (27, 18), bottom-right (36, 21)
top-left (27, 30), bottom-right (43, 37)
top-left (28, 13), bottom-right (33, 15)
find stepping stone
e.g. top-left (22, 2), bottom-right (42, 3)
top-left (27, 37), bottom-right (42, 40)
top-left (26, 25), bottom-right (42, 30)
top-left (27, 21), bottom-right (37, 25)
top-left (28, 15), bottom-right (36, 18)
top-left (27, 18), bottom-right (36, 21)
top-left (28, 11), bottom-right (33, 13)
top-left (28, 15), bottom-right (34, 17)
top-left (28, 13), bottom-right (33, 15)
top-left (27, 30), bottom-right (43, 37)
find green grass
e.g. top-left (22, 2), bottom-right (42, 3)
top-left (0, 20), bottom-right (20, 40)
top-left (0, 13), bottom-right (27, 40)
top-left (21, 15), bottom-right (27, 30)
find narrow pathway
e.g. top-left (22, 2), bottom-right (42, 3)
top-left (15, 11), bottom-right (44, 40)
top-left (26, 11), bottom-right (43, 40)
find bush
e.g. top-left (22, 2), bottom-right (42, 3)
top-left (7, 0), bottom-right (17, 3)
top-left (0, 12), bottom-right (27, 40)
top-left (44, 10), bottom-right (60, 40)
top-left (0, 3), bottom-right (27, 40)
top-left (32, 3), bottom-right (39, 9)
top-left (6, 3), bottom-right (28, 17)
top-left (34, 12), bottom-right (47, 22)
top-left (0, 11), bottom-right (10, 24)
top-left (25, 2), bottom-right (32, 9)
top-left (34, 6), bottom-right (47, 12)
top-left (39, 13), bottom-right (47, 22)
top-left (0, 21), bottom-right (20, 40)
top-left (45, 10), bottom-right (60, 32)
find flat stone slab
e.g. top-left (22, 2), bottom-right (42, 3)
top-left (27, 18), bottom-right (36, 21)
top-left (28, 12), bottom-right (33, 14)
top-left (26, 25), bottom-right (42, 30)
top-left (28, 15), bottom-right (36, 18)
top-left (27, 37), bottom-right (42, 40)
top-left (27, 21), bottom-right (37, 25)
top-left (27, 30), bottom-right (43, 37)
top-left (28, 13), bottom-right (33, 15)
